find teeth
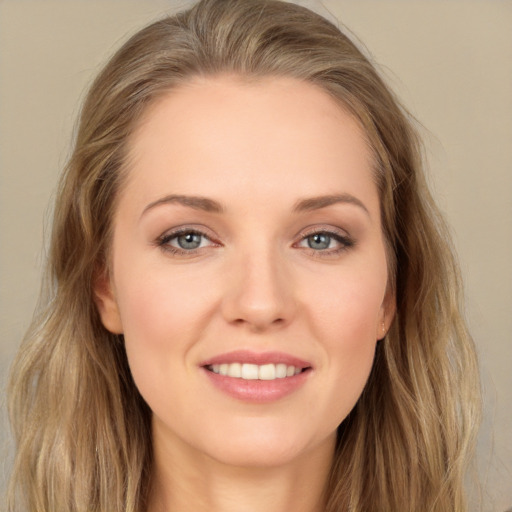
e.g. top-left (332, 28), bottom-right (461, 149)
top-left (259, 363), bottom-right (275, 380)
top-left (227, 362), bottom-right (241, 378)
top-left (210, 362), bottom-right (304, 380)
top-left (241, 363), bottom-right (259, 380)
top-left (276, 363), bottom-right (287, 378)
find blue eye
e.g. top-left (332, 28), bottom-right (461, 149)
top-left (306, 233), bottom-right (332, 250)
top-left (174, 232), bottom-right (204, 250)
top-left (158, 229), bottom-right (214, 254)
top-left (297, 229), bottom-right (354, 255)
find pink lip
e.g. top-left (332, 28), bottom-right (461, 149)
top-left (200, 350), bottom-right (312, 368)
top-left (199, 350), bottom-right (313, 403)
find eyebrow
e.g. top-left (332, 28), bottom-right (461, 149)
top-left (141, 192), bottom-right (369, 218)
top-left (141, 194), bottom-right (224, 217)
top-left (293, 194), bottom-right (369, 216)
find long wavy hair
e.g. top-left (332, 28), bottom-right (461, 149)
top-left (7, 0), bottom-right (481, 510)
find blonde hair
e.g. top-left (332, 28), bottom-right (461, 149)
top-left (7, 0), bottom-right (481, 510)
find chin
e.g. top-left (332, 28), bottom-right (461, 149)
top-left (199, 422), bottom-right (336, 469)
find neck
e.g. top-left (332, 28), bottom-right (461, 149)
top-left (148, 426), bottom-right (335, 512)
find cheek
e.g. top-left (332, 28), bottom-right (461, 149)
top-left (303, 267), bottom-right (385, 417)
top-left (115, 257), bottom-right (213, 337)
top-left (112, 262), bottom-right (215, 392)
top-left (309, 266), bottom-right (385, 344)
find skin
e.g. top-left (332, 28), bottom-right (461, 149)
top-left (95, 75), bottom-right (394, 512)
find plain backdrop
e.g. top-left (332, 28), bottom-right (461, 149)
top-left (1, 1), bottom-right (511, 510)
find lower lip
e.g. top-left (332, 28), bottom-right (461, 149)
top-left (202, 367), bottom-right (311, 403)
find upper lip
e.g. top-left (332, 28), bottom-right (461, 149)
top-left (200, 350), bottom-right (312, 369)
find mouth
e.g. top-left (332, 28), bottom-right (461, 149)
top-left (205, 362), bottom-right (309, 381)
top-left (199, 351), bottom-right (312, 402)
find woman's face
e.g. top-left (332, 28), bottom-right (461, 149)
top-left (96, 76), bottom-right (394, 468)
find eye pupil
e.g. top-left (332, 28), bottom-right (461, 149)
top-left (177, 232), bottom-right (202, 249)
top-left (308, 233), bottom-right (330, 250)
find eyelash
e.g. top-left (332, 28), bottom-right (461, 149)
top-left (156, 227), bottom-right (218, 257)
top-left (156, 226), bottom-right (354, 258)
top-left (296, 228), bottom-right (354, 257)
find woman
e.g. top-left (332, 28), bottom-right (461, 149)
top-left (7, 0), bottom-right (481, 510)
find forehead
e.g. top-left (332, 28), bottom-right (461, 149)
top-left (121, 75), bottom-right (377, 217)
top-left (132, 74), bottom-right (370, 150)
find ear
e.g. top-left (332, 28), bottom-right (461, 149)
top-left (376, 285), bottom-right (396, 340)
top-left (93, 266), bottom-right (123, 334)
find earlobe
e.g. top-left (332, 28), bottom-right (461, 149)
top-left (377, 288), bottom-right (396, 340)
top-left (93, 267), bottom-right (123, 334)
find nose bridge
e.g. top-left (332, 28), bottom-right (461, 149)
top-left (222, 236), bottom-right (295, 330)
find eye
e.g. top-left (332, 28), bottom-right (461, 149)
top-left (157, 228), bottom-right (217, 254)
top-left (304, 233), bottom-right (334, 250)
top-left (296, 229), bottom-right (354, 255)
top-left (172, 232), bottom-right (206, 250)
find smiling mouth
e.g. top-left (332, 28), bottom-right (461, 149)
top-left (205, 363), bottom-right (309, 381)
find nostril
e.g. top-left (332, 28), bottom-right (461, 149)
top-left (231, 316), bottom-right (287, 331)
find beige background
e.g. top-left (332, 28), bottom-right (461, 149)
top-left (1, 1), bottom-right (510, 509)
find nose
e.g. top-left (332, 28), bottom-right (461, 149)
top-left (221, 247), bottom-right (296, 332)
